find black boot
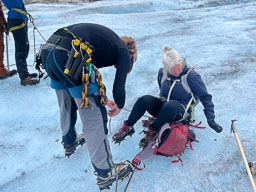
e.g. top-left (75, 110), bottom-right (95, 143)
top-left (28, 72), bottom-right (38, 78)
top-left (20, 77), bottom-right (39, 86)
top-left (62, 134), bottom-right (86, 157)
top-left (112, 121), bottom-right (135, 144)
top-left (0, 69), bottom-right (17, 80)
top-left (139, 126), bottom-right (157, 149)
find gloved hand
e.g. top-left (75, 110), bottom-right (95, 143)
top-left (207, 119), bottom-right (223, 133)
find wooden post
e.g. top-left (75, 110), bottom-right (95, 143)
top-left (231, 120), bottom-right (256, 192)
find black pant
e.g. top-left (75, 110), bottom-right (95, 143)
top-left (7, 18), bottom-right (29, 80)
top-left (126, 95), bottom-right (185, 131)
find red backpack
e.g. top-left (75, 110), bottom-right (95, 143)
top-left (132, 121), bottom-right (205, 170)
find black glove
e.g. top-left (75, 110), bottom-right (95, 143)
top-left (207, 120), bottom-right (223, 133)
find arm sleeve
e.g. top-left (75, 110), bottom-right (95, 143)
top-left (112, 48), bottom-right (130, 109)
top-left (0, 3), bottom-right (6, 25)
top-left (188, 71), bottom-right (215, 121)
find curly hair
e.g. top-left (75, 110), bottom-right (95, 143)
top-left (121, 36), bottom-right (137, 55)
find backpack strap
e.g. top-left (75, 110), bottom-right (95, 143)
top-left (132, 141), bottom-right (158, 170)
top-left (132, 124), bottom-right (177, 169)
top-left (165, 69), bottom-right (200, 123)
top-left (180, 69), bottom-right (193, 93)
top-left (165, 69), bottom-right (198, 106)
top-left (171, 155), bottom-right (184, 166)
top-left (11, 8), bottom-right (28, 16)
top-left (189, 121), bottom-right (206, 129)
top-left (166, 79), bottom-right (178, 101)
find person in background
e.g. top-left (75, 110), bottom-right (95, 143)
top-left (2, 0), bottom-right (39, 85)
top-left (0, 1), bottom-right (16, 79)
top-left (249, 161), bottom-right (256, 176)
top-left (40, 23), bottom-right (137, 190)
top-left (113, 47), bottom-right (223, 148)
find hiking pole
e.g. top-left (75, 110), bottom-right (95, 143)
top-left (28, 13), bottom-right (46, 67)
top-left (124, 165), bottom-right (137, 192)
top-left (230, 120), bottom-right (256, 192)
top-left (33, 23), bottom-right (36, 63)
top-left (5, 33), bottom-right (9, 71)
top-left (28, 13), bottom-right (46, 42)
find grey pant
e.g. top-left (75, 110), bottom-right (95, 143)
top-left (56, 89), bottom-right (113, 174)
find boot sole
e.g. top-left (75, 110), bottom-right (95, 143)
top-left (0, 70), bottom-right (17, 80)
top-left (65, 138), bottom-right (86, 157)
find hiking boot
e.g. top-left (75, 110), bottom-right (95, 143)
top-left (0, 66), bottom-right (8, 77)
top-left (20, 77), bottom-right (39, 86)
top-left (96, 160), bottom-right (133, 190)
top-left (112, 121), bottom-right (135, 144)
top-left (28, 72), bottom-right (38, 78)
top-left (62, 134), bottom-right (86, 157)
top-left (187, 129), bottom-right (196, 142)
top-left (139, 127), bottom-right (157, 149)
top-left (0, 69), bottom-right (17, 80)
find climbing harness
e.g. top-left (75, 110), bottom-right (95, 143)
top-left (52, 27), bottom-right (106, 108)
top-left (8, 8), bottom-right (28, 32)
top-left (163, 68), bottom-right (199, 123)
top-left (45, 43), bottom-right (76, 87)
top-left (37, 26), bottom-right (107, 108)
top-left (81, 64), bottom-right (107, 108)
top-left (64, 39), bottom-right (93, 80)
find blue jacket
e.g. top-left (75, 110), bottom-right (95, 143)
top-left (2, 0), bottom-right (27, 20)
top-left (158, 66), bottom-right (215, 121)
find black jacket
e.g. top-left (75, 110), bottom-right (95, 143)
top-left (43, 23), bottom-right (131, 109)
